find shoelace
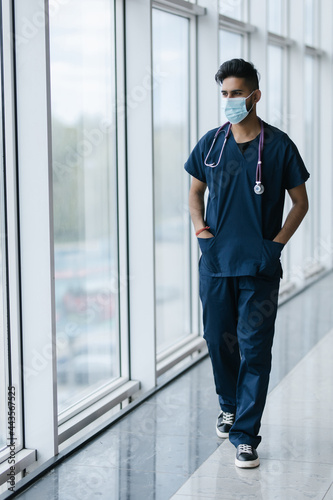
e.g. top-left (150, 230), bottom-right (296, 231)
top-left (222, 412), bottom-right (234, 425)
top-left (238, 444), bottom-right (253, 454)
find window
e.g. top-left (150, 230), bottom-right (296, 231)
top-left (267, 45), bottom-right (284, 129)
top-left (152, 9), bottom-right (192, 355)
top-left (304, 0), bottom-right (315, 46)
top-left (218, 0), bottom-right (253, 124)
top-left (268, 0), bottom-right (283, 35)
top-left (219, 29), bottom-right (243, 62)
top-left (220, 0), bottom-right (246, 21)
top-left (219, 29), bottom-right (244, 124)
top-left (49, 0), bottom-right (120, 414)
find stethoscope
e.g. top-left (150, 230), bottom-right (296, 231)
top-left (204, 118), bottom-right (265, 195)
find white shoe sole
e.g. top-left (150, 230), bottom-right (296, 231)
top-left (216, 427), bottom-right (229, 438)
top-left (235, 456), bottom-right (260, 468)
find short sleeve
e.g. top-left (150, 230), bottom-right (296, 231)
top-left (283, 137), bottom-right (310, 190)
top-left (184, 136), bottom-right (207, 183)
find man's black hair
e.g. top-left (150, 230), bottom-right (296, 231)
top-left (215, 59), bottom-right (260, 90)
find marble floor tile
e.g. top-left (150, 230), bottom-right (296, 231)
top-left (168, 495), bottom-right (217, 500)
top-left (15, 466), bottom-right (120, 500)
top-left (259, 422), bottom-right (333, 464)
top-left (324, 483), bottom-right (333, 499)
top-left (65, 428), bottom-right (221, 476)
top-left (262, 399), bottom-right (333, 429)
top-left (172, 439), bottom-right (333, 500)
top-left (16, 465), bottom-right (190, 500)
top-left (148, 360), bottom-right (218, 410)
top-left (172, 467), bottom-right (333, 500)
top-left (106, 399), bottom-right (220, 439)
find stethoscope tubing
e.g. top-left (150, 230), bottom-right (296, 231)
top-left (204, 122), bottom-right (232, 168)
top-left (204, 118), bottom-right (265, 193)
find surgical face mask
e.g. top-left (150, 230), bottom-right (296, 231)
top-left (221, 91), bottom-right (255, 124)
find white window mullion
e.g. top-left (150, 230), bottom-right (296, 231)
top-left (126, 0), bottom-right (156, 392)
top-left (115, 0), bottom-right (130, 385)
top-left (189, 12), bottom-right (200, 337)
top-left (14, 0), bottom-right (58, 466)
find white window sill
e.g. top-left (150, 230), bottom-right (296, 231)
top-left (0, 448), bottom-right (36, 487)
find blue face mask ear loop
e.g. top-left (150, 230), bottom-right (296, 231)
top-left (204, 122), bottom-right (232, 168)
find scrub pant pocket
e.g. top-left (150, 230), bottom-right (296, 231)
top-left (200, 273), bottom-right (280, 449)
top-left (259, 239), bottom-right (284, 278)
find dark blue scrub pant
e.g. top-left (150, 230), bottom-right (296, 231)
top-left (199, 273), bottom-right (280, 449)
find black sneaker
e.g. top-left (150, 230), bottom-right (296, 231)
top-left (235, 444), bottom-right (260, 468)
top-left (216, 411), bottom-right (235, 438)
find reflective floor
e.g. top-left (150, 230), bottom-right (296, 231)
top-left (15, 272), bottom-right (333, 499)
top-left (172, 325), bottom-right (333, 499)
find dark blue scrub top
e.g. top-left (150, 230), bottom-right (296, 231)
top-left (184, 120), bottom-right (310, 278)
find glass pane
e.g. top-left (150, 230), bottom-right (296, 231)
top-left (304, 0), bottom-right (314, 45)
top-left (219, 30), bottom-right (243, 124)
top-left (267, 45), bottom-right (283, 128)
top-left (152, 9), bottom-right (191, 354)
top-left (219, 30), bottom-right (243, 63)
top-left (268, 0), bottom-right (283, 34)
top-left (0, 28), bottom-right (8, 450)
top-left (220, 0), bottom-right (243, 20)
top-left (49, 0), bottom-right (120, 413)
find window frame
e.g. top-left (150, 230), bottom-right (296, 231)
top-left (152, 6), bottom-right (193, 358)
top-left (151, 2), bottom-right (206, 378)
top-left (0, 0), bottom-right (9, 455)
top-left (50, 0), bottom-right (138, 443)
top-left (219, 28), bottom-right (246, 61)
top-left (219, 14), bottom-right (256, 36)
top-left (50, 0), bottom-right (122, 416)
top-left (0, 0), bottom-right (25, 470)
top-left (9, 0), bottom-right (136, 469)
top-left (153, 0), bottom-right (205, 16)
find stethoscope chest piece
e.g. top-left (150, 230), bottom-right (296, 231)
top-left (254, 182), bottom-right (264, 195)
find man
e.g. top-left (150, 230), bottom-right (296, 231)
top-left (185, 59), bottom-right (309, 468)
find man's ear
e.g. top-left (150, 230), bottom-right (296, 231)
top-left (254, 89), bottom-right (262, 103)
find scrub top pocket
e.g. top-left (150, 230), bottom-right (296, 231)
top-left (259, 239), bottom-right (284, 278)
